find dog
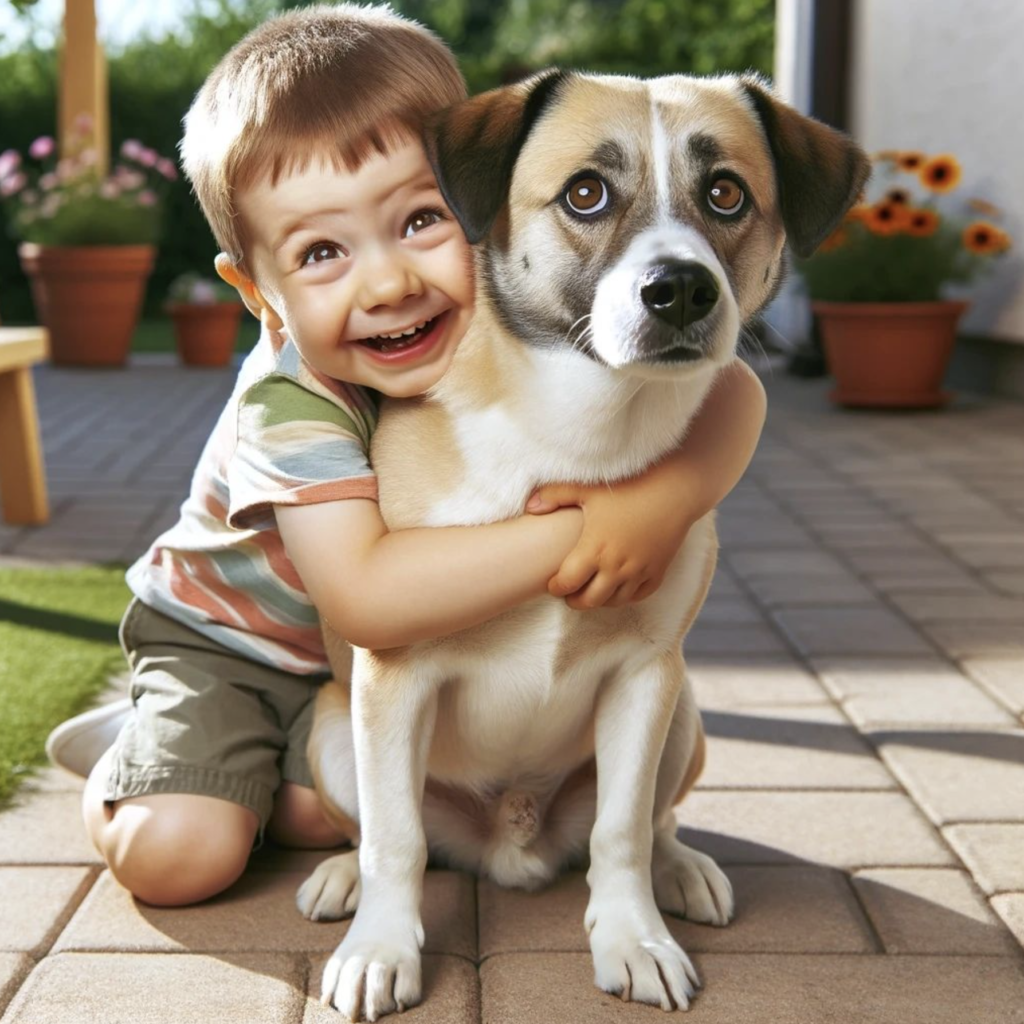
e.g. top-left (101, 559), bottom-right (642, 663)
top-left (299, 69), bottom-right (869, 1020)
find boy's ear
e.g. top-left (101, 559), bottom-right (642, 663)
top-left (740, 75), bottom-right (871, 258)
top-left (425, 68), bottom-right (568, 244)
top-left (214, 253), bottom-right (284, 332)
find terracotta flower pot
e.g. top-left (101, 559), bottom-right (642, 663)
top-left (18, 243), bottom-right (156, 368)
top-left (812, 300), bottom-right (969, 409)
top-left (167, 302), bottom-right (243, 367)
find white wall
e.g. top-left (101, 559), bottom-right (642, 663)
top-left (851, 0), bottom-right (1024, 343)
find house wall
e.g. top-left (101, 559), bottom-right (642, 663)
top-left (850, 0), bottom-right (1024, 344)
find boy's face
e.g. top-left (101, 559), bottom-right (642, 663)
top-left (230, 138), bottom-right (474, 397)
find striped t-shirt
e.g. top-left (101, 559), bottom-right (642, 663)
top-left (126, 328), bottom-right (379, 674)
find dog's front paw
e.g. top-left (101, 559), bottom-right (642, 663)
top-left (586, 896), bottom-right (699, 1011)
top-left (652, 831), bottom-right (734, 926)
top-left (297, 849), bottom-right (361, 922)
top-left (321, 916), bottom-right (424, 1022)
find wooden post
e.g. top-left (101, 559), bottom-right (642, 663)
top-left (59, 0), bottom-right (109, 176)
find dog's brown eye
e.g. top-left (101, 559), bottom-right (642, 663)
top-left (708, 178), bottom-right (744, 215)
top-left (565, 176), bottom-right (609, 216)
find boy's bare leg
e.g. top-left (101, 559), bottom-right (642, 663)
top-left (267, 782), bottom-right (350, 849)
top-left (83, 747), bottom-right (257, 906)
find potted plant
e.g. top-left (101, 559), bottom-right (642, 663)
top-left (798, 150), bottom-right (1012, 408)
top-left (0, 116), bottom-right (177, 367)
top-left (165, 273), bottom-right (244, 368)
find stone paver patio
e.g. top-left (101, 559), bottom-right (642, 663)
top-left (2, 355), bottom-right (1023, 1023)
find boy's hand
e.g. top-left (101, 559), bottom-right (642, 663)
top-left (525, 472), bottom-right (699, 610)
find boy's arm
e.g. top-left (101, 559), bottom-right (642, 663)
top-left (527, 358), bottom-right (767, 609)
top-left (276, 499), bottom-right (582, 650)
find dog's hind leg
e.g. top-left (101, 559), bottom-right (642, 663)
top-left (650, 669), bottom-right (734, 926)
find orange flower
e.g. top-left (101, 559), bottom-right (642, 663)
top-left (872, 150), bottom-right (901, 162)
top-left (884, 187), bottom-right (911, 206)
top-left (919, 155), bottom-right (961, 193)
top-left (897, 151), bottom-right (927, 171)
top-left (962, 221), bottom-right (1012, 254)
top-left (968, 198), bottom-right (1002, 218)
top-left (905, 208), bottom-right (940, 237)
top-left (844, 205), bottom-right (871, 224)
top-left (865, 201), bottom-right (910, 236)
top-left (819, 226), bottom-right (848, 252)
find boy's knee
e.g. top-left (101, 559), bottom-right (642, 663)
top-left (96, 794), bottom-right (258, 906)
top-left (267, 782), bottom-right (349, 849)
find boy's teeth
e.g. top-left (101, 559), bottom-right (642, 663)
top-left (375, 319), bottom-right (429, 341)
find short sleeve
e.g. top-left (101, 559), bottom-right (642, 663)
top-left (226, 373), bottom-right (378, 530)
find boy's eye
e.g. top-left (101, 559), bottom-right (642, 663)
top-left (404, 209), bottom-right (443, 237)
top-left (303, 242), bottom-right (345, 266)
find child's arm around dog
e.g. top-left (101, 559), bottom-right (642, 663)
top-left (526, 359), bottom-right (766, 608)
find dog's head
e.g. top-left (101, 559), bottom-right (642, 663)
top-left (426, 70), bottom-right (869, 375)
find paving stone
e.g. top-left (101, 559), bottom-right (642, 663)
top-left (686, 656), bottom-right (831, 710)
top-left (0, 868), bottom-right (96, 955)
top-left (742, 572), bottom-right (878, 608)
top-left (479, 952), bottom-right (1024, 1024)
top-left (683, 622), bottom-right (791, 656)
top-left (715, 515), bottom-right (813, 548)
top-left (0, 955), bottom-right (31, 1018)
top-left (0, 794), bottom-right (101, 866)
top-left (992, 894), bottom-right (1024, 951)
top-left (812, 656), bottom-right (1015, 727)
top-left (55, 869), bottom-right (476, 959)
top-left (0, 952), bottom-right (303, 1024)
top-left (478, 866), bottom-right (874, 957)
top-left (676, 791), bottom-right (955, 869)
top-left (921, 622), bottom-right (1024, 660)
top-left (695, 598), bottom-right (765, 625)
top-left (890, 593), bottom-right (1024, 623)
top-left (852, 868), bottom-right (1018, 955)
top-left (700, 704), bottom-right (895, 790)
top-left (984, 572), bottom-right (1024, 597)
top-left (770, 607), bottom-right (934, 657)
top-left (961, 658), bottom-right (1024, 716)
top-left (18, 767), bottom-right (85, 795)
top-left (303, 954), bottom-right (479, 1024)
top-left (944, 824), bottom-right (1024, 895)
top-left (726, 549), bottom-right (849, 579)
top-left (871, 729), bottom-right (1024, 826)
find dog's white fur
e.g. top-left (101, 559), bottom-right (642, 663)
top-left (301, 71), bottom-right (868, 1020)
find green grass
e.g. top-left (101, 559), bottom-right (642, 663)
top-left (0, 566), bottom-right (131, 808)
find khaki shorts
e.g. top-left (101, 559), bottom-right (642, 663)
top-left (105, 598), bottom-right (330, 831)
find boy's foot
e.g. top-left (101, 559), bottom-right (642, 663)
top-left (45, 698), bottom-right (131, 779)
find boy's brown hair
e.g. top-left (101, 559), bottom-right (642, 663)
top-left (181, 3), bottom-right (467, 264)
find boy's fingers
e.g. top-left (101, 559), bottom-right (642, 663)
top-left (606, 579), bottom-right (643, 607)
top-left (527, 484), bottom-right (582, 513)
top-left (565, 572), bottom-right (618, 610)
top-left (549, 553), bottom-right (598, 596)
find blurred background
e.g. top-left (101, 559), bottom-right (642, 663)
top-left (1, 0), bottom-right (1022, 391)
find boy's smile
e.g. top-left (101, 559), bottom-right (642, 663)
top-left (232, 138), bottom-right (474, 397)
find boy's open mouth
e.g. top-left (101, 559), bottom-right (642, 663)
top-left (357, 316), bottom-right (439, 354)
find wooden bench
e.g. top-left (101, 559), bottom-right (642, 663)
top-left (0, 326), bottom-right (50, 525)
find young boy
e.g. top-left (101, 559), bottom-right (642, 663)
top-left (49, 4), bottom-right (766, 908)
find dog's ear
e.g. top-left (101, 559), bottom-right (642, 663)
top-left (741, 76), bottom-right (871, 259)
top-left (425, 69), bottom-right (568, 244)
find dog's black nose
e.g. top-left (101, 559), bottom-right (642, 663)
top-left (640, 260), bottom-right (719, 330)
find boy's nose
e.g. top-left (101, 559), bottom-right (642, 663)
top-left (357, 258), bottom-right (424, 311)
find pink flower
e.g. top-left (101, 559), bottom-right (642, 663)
top-left (21, 189), bottom-right (39, 205)
top-left (0, 149), bottom-right (20, 179)
top-left (115, 167), bottom-right (145, 189)
top-left (28, 136), bottom-right (56, 160)
top-left (56, 158), bottom-right (77, 181)
top-left (39, 172), bottom-right (59, 191)
top-left (78, 148), bottom-right (98, 166)
top-left (99, 180), bottom-right (122, 199)
top-left (120, 139), bottom-right (143, 160)
top-left (0, 171), bottom-right (27, 196)
top-left (138, 148), bottom-right (158, 168)
top-left (156, 157), bottom-right (178, 181)
top-left (137, 189), bottom-right (157, 207)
